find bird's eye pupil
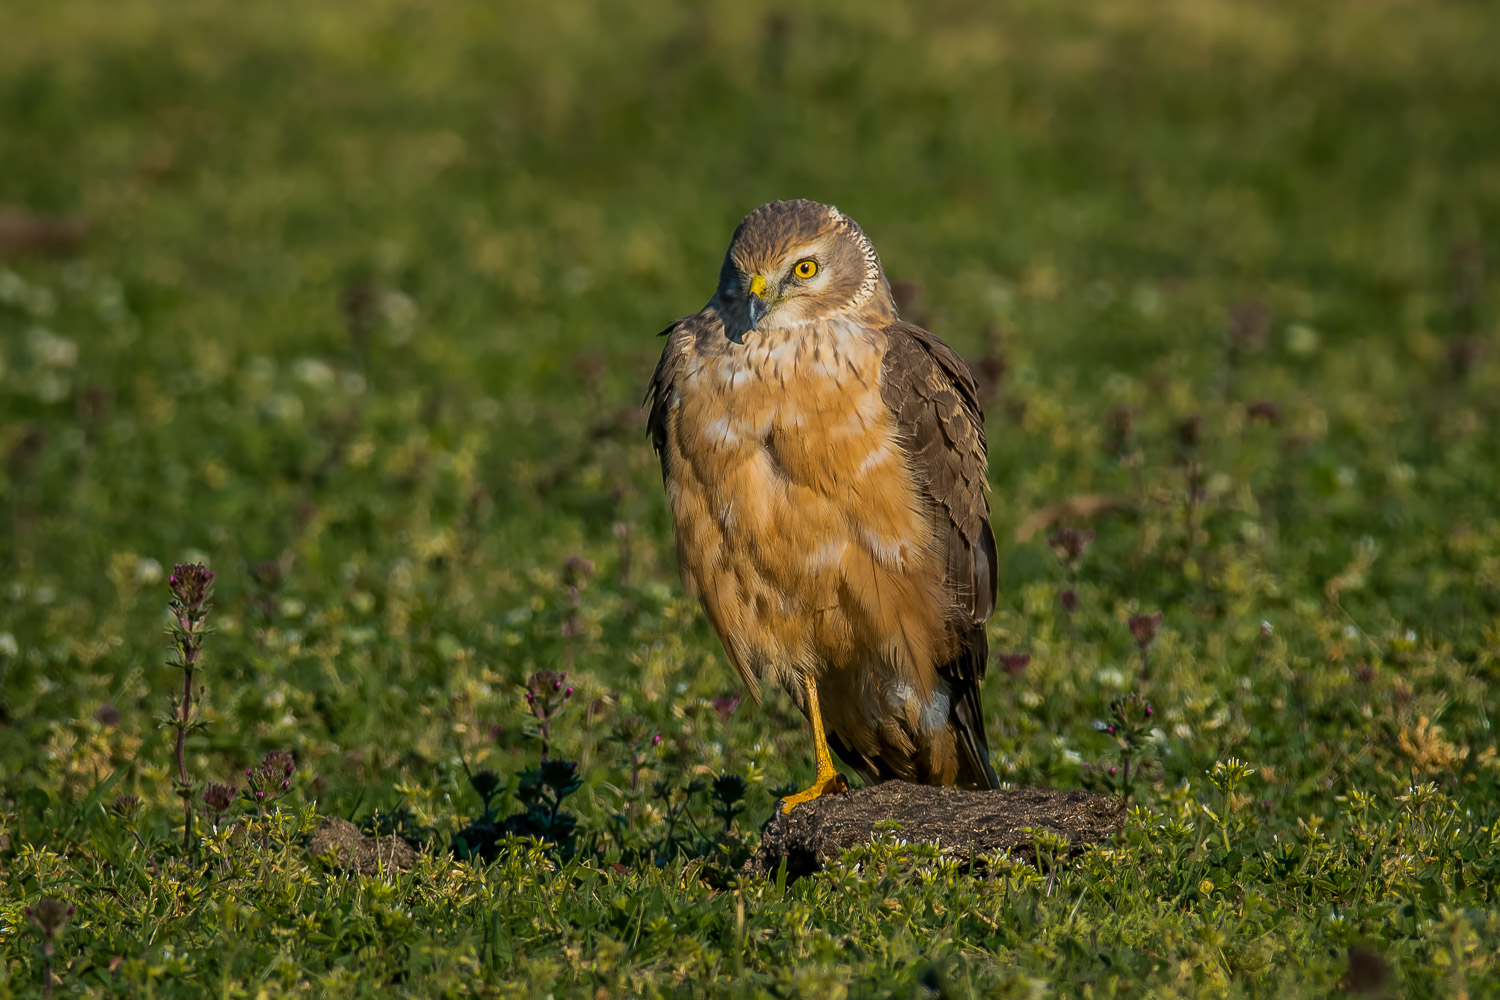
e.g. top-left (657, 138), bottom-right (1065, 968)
top-left (795, 259), bottom-right (818, 278)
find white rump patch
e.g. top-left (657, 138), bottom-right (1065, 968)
top-left (921, 686), bottom-right (951, 735)
top-left (885, 682), bottom-right (915, 712)
top-left (884, 682), bottom-right (951, 735)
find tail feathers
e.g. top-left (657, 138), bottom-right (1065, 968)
top-left (949, 690), bottom-right (1000, 790)
top-left (826, 697), bottom-right (1000, 792)
top-left (941, 628), bottom-right (1001, 791)
top-left (827, 730), bottom-right (892, 788)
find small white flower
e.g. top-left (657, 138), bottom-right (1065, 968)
top-left (293, 358), bottom-right (336, 388)
top-left (0, 633), bottom-right (18, 658)
top-left (134, 558), bottom-right (163, 585)
top-left (264, 393), bottom-right (304, 424)
top-left (29, 327), bottom-right (78, 368)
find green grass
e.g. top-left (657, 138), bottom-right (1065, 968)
top-left (2, 0), bottom-right (1500, 995)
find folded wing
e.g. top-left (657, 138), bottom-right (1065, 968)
top-left (879, 322), bottom-right (1001, 790)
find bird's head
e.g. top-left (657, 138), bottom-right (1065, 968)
top-left (715, 199), bottom-right (895, 343)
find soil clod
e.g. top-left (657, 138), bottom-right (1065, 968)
top-left (750, 782), bottom-right (1124, 879)
top-left (309, 817), bottom-right (419, 875)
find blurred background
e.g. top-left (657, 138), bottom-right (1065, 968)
top-left (5, 0), bottom-right (1496, 559)
top-left (1, 0), bottom-right (1498, 840)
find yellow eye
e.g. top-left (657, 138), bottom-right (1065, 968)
top-left (793, 258), bottom-right (819, 279)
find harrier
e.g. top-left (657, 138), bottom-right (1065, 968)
top-left (647, 199), bottom-right (1000, 811)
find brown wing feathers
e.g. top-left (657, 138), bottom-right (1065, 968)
top-left (645, 320), bottom-right (688, 479)
top-left (880, 322), bottom-right (1001, 790)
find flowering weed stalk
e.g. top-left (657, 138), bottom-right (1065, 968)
top-left (525, 669), bottom-right (574, 760)
top-left (1175, 415), bottom-right (1206, 559)
top-left (1048, 527), bottom-right (1093, 643)
top-left (1129, 611), bottom-right (1163, 680)
top-left (608, 714), bottom-right (660, 825)
top-left (1106, 694), bottom-right (1154, 804)
top-left (25, 898), bottom-right (73, 1000)
top-left (561, 555), bottom-right (593, 670)
top-left (165, 563), bottom-right (214, 850)
top-left (1207, 757), bottom-right (1257, 852)
top-left (245, 750), bottom-right (296, 819)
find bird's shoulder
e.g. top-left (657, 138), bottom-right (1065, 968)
top-left (645, 309), bottom-right (720, 461)
top-left (877, 320), bottom-right (987, 450)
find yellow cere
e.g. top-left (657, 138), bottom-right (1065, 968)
top-left (749, 274), bottom-right (768, 298)
top-left (794, 258), bottom-right (819, 279)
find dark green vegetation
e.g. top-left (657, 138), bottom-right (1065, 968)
top-left (3, 0), bottom-right (1499, 995)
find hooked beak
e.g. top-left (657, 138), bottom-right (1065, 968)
top-left (747, 273), bottom-right (769, 331)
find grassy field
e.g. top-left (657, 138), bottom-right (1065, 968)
top-left (3, 0), bottom-right (1500, 995)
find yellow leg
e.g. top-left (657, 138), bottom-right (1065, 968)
top-left (780, 675), bottom-right (848, 814)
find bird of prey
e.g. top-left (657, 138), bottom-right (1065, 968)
top-left (647, 199), bottom-right (1000, 811)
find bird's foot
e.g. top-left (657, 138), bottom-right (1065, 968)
top-left (779, 770), bottom-right (849, 814)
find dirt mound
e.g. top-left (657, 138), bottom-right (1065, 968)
top-left (309, 817), bottom-right (419, 875)
top-left (750, 782), bottom-right (1124, 879)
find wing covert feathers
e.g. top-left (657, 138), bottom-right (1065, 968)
top-left (879, 322), bottom-right (1001, 790)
